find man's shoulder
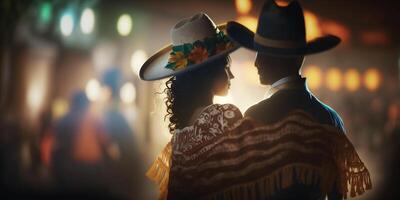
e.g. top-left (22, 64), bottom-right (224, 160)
top-left (244, 91), bottom-right (290, 118)
top-left (318, 102), bottom-right (346, 133)
top-left (244, 97), bottom-right (278, 119)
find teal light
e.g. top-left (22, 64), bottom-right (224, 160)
top-left (39, 2), bottom-right (52, 24)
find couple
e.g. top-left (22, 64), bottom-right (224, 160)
top-left (142, 1), bottom-right (371, 200)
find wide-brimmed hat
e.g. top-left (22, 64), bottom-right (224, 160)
top-left (140, 13), bottom-right (239, 81)
top-left (227, 0), bottom-right (341, 57)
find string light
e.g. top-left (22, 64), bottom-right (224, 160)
top-left (80, 8), bottom-right (95, 34)
top-left (117, 14), bottom-right (132, 36)
top-left (130, 50), bottom-right (148, 77)
top-left (60, 12), bottom-right (74, 36)
top-left (235, 0), bottom-right (252, 15)
top-left (326, 68), bottom-right (342, 91)
top-left (364, 68), bottom-right (381, 91)
top-left (303, 65), bottom-right (322, 90)
top-left (120, 82), bottom-right (136, 104)
top-left (344, 69), bottom-right (361, 91)
top-left (85, 79), bottom-right (101, 101)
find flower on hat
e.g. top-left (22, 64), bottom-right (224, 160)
top-left (165, 29), bottom-right (233, 70)
top-left (166, 51), bottom-right (188, 70)
top-left (188, 46), bottom-right (208, 64)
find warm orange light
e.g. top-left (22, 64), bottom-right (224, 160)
top-left (304, 11), bottom-right (322, 41)
top-left (364, 68), bottom-right (381, 91)
top-left (361, 31), bottom-right (389, 46)
top-left (321, 20), bottom-right (350, 44)
top-left (275, 0), bottom-right (290, 6)
top-left (344, 69), bottom-right (361, 91)
top-left (236, 16), bottom-right (258, 32)
top-left (52, 98), bottom-right (69, 119)
top-left (326, 68), bottom-right (342, 91)
top-left (235, 0), bottom-right (252, 15)
top-left (303, 65), bottom-right (322, 90)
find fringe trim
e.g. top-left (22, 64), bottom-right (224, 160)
top-left (336, 139), bottom-right (372, 199)
top-left (146, 142), bottom-right (172, 200)
top-left (202, 164), bottom-right (335, 200)
top-left (198, 138), bottom-right (372, 200)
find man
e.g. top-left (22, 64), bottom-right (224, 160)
top-left (227, 0), bottom-right (345, 199)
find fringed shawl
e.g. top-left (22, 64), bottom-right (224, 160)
top-left (147, 107), bottom-right (371, 200)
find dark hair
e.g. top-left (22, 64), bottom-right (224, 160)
top-left (164, 56), bottom-right (230, 132)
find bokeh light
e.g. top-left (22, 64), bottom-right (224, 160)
top-left (85, 79), bottom-right (101, 101)
top-left (303, 65), bottom-right (322, 90)
top-left (213, 93), bottom-right (234, 105)
top-left (364, 68), bottom-right (381, 91)
top-left (344, 69), bottom-right (361, 91)
top-left (275, 0), bottom-right (290, 6)
top-left (236, 16), bottom-right (258, 32)
top-left (326, 68), bottom-right (342, 91)
top-left (39, 2), bottom-right (52, 24)
top-left (80, 8), bottom-right (95, 34)
top-left (52, 98), bottom-right (69, 119)
top-left (235, 0), bottom-right (252, 15)
top-left (304, 11), bottom-right (322, 41)
top-left (120, 82), bottom-right (136, 104)
top-left (60, 13), bottom-right (74, 36)
top-left (130, 50), bottom-right (148, 77)
top-left (117, 14), bottom-right (132, 36)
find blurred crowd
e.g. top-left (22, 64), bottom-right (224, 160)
top-left (1, 69), bottom-right (145, 199)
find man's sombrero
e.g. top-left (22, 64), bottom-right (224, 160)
top-left (227, 0), bottom-right (341, 57)
top-left (140, 13), bottom-right (239, 81)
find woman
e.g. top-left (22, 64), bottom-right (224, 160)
top-left (140, 13), bottom-right (243, 199)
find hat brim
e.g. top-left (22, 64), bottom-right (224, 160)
top-left (139, 24), bottom-right (239, 81)
top-left (226, 21), bottom-right (341, 57)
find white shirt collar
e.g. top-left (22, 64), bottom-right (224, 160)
top-left (264, 75), bottom-right (302, 99)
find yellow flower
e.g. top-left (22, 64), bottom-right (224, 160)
top-left (188, 46), bottom-right (208, 64)
top-left (168, 51), bottom-right (188, 69)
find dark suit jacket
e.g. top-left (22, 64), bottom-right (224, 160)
top-left (245, 78), bottom-right (344, 200)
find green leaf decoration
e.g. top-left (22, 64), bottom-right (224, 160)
top-left (166, 62), bottom-right (176, 70)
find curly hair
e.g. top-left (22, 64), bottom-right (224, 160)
top-left (164, 56), bottom-right (230, 133)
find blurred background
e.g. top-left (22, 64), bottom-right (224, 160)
top-left (0, 0), bottom-right (399, 199)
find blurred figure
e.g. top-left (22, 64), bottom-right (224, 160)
top-left (384, 101), bottom-right (400, 142)
top-left (378, 100), bottom-right (400, 199)
top-left (100, 68), bottom-right (143, 200)
top-left (51, 91), bottom-right (109, 193)
top-left (39, 110), bottom-right (54, 168)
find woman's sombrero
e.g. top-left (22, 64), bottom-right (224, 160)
top-left (140, 13), bottom-right (239, 81)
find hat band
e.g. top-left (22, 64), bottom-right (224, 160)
top-left (165, 29), bottom-right (233, 71)
top-left (254, 34), bottom-right (305, 48)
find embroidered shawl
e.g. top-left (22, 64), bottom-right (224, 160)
top-left (147, 105), bottom-right (371, 200)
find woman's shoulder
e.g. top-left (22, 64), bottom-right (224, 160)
top-left (201, 103), bottom-right (242, 116)
top-left (195, 103), bottom-right (243, 130)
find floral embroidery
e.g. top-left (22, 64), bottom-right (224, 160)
top-left (224, 110), bottom-right (235, 119)
top-left (172, 104), bottom-right (243, 155)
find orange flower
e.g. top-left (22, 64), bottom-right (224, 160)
top-left (188, 46), bottom-right (208, 64)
